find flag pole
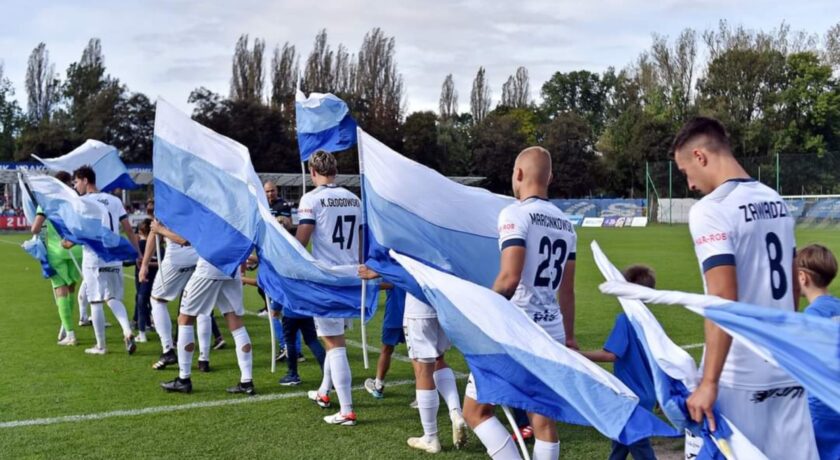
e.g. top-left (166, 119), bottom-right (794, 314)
top-left (357, 126), bottom-right (369, 370)
top-left (300, 161), bottom-right (307, 197)
top-left (265, 293), bottom-right (277, 373)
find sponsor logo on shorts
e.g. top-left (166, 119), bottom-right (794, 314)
top-left (532, 309), bottom-right (559, 323)
top-left (751, 385), bottom-right (804, 403)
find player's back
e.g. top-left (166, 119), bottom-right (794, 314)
top-left (498, 197), bottom-right (577, 339)
top-left (689, 179), bottom-right (796, 388)
top-left (298, 184), bottom-right (361, 266)
top-left (81, 192), bottom-right (126, 267)
top-left (164, 238), bottom-right (198, 267)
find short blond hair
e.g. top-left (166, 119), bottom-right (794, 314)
top-left (309, 151), bottom-right (337, 177)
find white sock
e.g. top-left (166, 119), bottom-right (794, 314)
top-left (106, 299), bottom-right (132, 337)
top-left (150, 299), bottom-right (173, 352)
top-left (197, 314), bottom-right (212, 361)
top-left (91, 303), bottom-right (106, 349)
top-left (433, 367), bottom-right (462, 413)
top-left (66, 330), bottom-right (76, 340)
top-left (375, 378), bottom-right (384, 389)
top-left (232, 326), bottom-right (253, 383)
top-left (177, 325), bottom-right (194, 379)
top-left (78, 285), bottom-right (89, 320)
top-left (329, 347), bottom-right (353, 415)
top-left (473, 417), bottom-right (521, 460)
top-left (532, 439), bottom-right (560, 460)
top-left (416, 389), bottom-right (439, 440)
top-left (318, 350), bottom-right (333, 395)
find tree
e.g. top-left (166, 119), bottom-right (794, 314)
top-left (332, 44), bottom-right (356, 96)
top-left (110, 92), bottom-right (155, 163)
top-left (230, 35), bottom-right (265, 103)
top-left (825, 23), bottom-right (840, 71)
top-left (500, 66), bottom-right (530, 108)
top-left (25, 43), bottom-right (60, 122)
top-left (472, 110), bottom-right (533, 192)
top-left (354, 27), bottom-right (404, 152)
top-left (0, 64), bottom-right (23, 161)
top-left (470, 66), bottom-right (491, 123)
top-left (540, 70), bottom-right (608, 133)
top-left (270, 42), bottom-right (299, 118)
top-left (540, 112), bottom-right (599, 197)
top-left (302, 29), bottom-right (334, 94)
top-left (650, 29), bottom-right (698, 123)
top-left (402, 111), bottom-right (440, 171)
top-left (439, 74), bottom-right (458, 121)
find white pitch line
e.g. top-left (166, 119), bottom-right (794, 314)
top-left (680, 343), bottom-right (704, 350)
top-left (0, 378), bottom-right (418, 429)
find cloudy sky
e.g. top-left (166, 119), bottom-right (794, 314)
top-left (1, 0), bottom-right (837, 114)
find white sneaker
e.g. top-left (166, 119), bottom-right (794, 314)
top-left (57, 336), bottom-right (77, 346)
top-left (57, 326), bottom-right (66, 342)
top-left (409, 399), bottom-right (419, 409)
top-left (407, 436), bottom-right (441, 453)
top-left (85, 346), bottom-right (106, 355)
top-left (136, 332), bottom-right (148, 343)
top-left (323, 411), bottom-right (356, 426)
top-left (450, 410), bottom-right (468, 449)
top-left (78, 318), bottom-right (91, 327)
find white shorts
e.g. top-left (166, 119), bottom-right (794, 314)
top-left (465, 373), bottom-right (479, 401)
top-left (314, 317), bottom-right (352, 337)
top-left (685, 385), bottom-right (818, 460)
top-left (83, 266), bottom-right (123, 303)
top-left (151, 262), bottom-right (195, 301)
top-left (404, 317), bottom-right (450, 361)
top-left (180, 276), bottom-right (244, 317)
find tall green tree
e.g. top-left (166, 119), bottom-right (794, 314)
top-left (402, 111), bottom-right (440, 171)
top-left (0, 64), bottom-right (23, 161)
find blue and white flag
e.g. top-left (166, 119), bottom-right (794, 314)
top-left (153, 99), bottom-right (375, 317)
top-left (592, 242), bottom-right (767, 460)
top-left (393, 251), bottom-right (678, 444)
top-left (18, 173), bottom-right (54, 278)
top-left (598, 273), bottom-right (840, 416)
top-left (153, 98), bottom-right (262, 277)
top-left (296, 90), bottom-right (357, 161)
top-left (33, 139), bottom-right (138, 192)
top-left (359, 129), bottom-right (514, 300)
top-left (24, 174), bottom-right (136, 262)
top-left (255, 204), bottom-right (378, 319)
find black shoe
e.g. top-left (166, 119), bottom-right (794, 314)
top-left (198, 360), bottom-right (211, 372)
top-left (152, 349), bottom-right (177, 370)
top-left (274, 347), bottom-right (288, 363)
top-left (212, 336), bottom-right (226, 350)
top-left (125, 335), bottom-right (137, 355)
top-left (161, 377), bottom-right (192, 393)
top-left (227, 381), bottom-right (256, 396)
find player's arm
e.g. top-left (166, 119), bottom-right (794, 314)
top-left (150, 220), bottom-right (187, 245)
top-left (30, 213), bottom-right (46, 234)
top-left (295, 223), bottom-right (314, 247)
top-left (580, 349), bottom-right (616, 363)
top-left (120, 216), bottom-right (141, 256)
top-left (139, 229), bottom-right (157, 283)
top-left (559, 259), bottom-right (577, 349)
top-left (241, 276), bottom-right (258, 287)
top-left (688, 264), bottom-right (738, 432)
top-left (493, 246), bottom-right (525, 299)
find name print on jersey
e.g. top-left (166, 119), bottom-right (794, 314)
top-left (320, 197), bottom-right (360, 208)
top-left (529, 212), bottom-right (574, 232)
top-left (738, 200), bottom-right (789, 223)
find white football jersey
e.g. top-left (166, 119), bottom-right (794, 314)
top-left (498, 197), bottom-right (577, 336)
top-left (689, 179), bottom-right (797, 389)
top-left (80, 192), bottom-right (128, 268)
top-left (164, 238), bottom-right (198, 268)
top-left (405, 293), bottom-right (437, 319)
top-left (297, 184), bottom-right (362, 267)
top-left (193, 256), bottom-right (239, 280)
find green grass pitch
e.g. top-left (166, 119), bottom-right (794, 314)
top-left (1, 225), bottom-right (838, 459)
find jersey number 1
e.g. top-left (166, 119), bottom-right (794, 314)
top-left (534, 237), bottom-right (568, 290)
top-left (765, 232), bottom-right (787, 300)
top-left (332, 215), bottom-right (356, 250)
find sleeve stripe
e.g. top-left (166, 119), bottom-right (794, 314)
top-left (702, 254), bottom-right (736, 272)
top-left (298, 218), bottom-right (316, 225)
top-left (119, 214), bottom-right (128, 221)
top-left (501, 238), bottom-right (526, 249)
top-left (568, 252), bottom-right (576, 261)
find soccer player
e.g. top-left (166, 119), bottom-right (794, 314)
top-left (160, 256), bottom-right (254, 395)
top-left (581, 265), bottom-right (657, 460)
top-left (296, 151), bottom-right (360, 426)
top-left (364, 286), bottom-right (406, 399)
top-left (257, 180), bottom-right (293, 322)
top-left (30, 171), bottom-right (84, 346)
top-left (139, 219), bottom-right (198, 370)
top-left (71, 166), bottom-right (140, 355)
top-left (463, 146), bottom-right (577, 460)
top-left (796, 244), bottom-right (840, 460)
top-left (673, 117), bottom-right (817, 459)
